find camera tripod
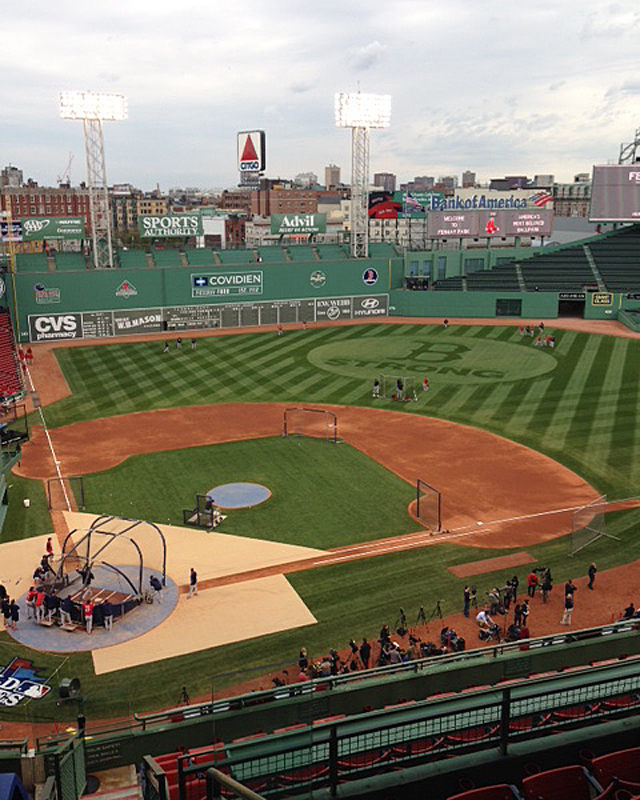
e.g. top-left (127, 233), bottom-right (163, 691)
top-left (416, 600), bottom-right (443, 632)
top-left (394, 607), bottom-right (408, 634)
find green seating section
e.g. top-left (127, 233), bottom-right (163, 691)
top-left (256, 247), bottom-right (288, 264)
top-left (117, 250), bottom-right (148, 269)
top-left (587, 226), bottom-right (640, 292)
top-left (466, 264), bottom-right (520, 291)
top-left (15, 253), bottom-right (49, 273)
top-left (287, 246), bottom-right (318, 263)
top-left (185, 248), bottom-right (217, 267)
top-left (217, 249), bottom-right (257, 265)
top-left (53, 252), bottom-right (87, 271)
top-left (151, 249), bottom-right (182, 268)
top-left (519, 248), bottom-right (594, 291)
top-left (434, 276), bottom-right (464, 291)
top-left (316, 244), bottom-right (349, 260)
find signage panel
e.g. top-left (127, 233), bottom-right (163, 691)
top-left (138, 215), bottom-right (203, 238)
top-left (237, 130), bottom-right (266, 172)
top-left (271, 213), bottom-right (326, 235)
top-left (28, 313), bottom-right (83, 342)
top-left (591, 292), bottom-right (613, 306)
top-left (22, 217), bottom-right (85, 241)
top-left (590, 165), bottom-right (640, 221)
top-left (191, 271), bottom-right (263, 298)
top-left (428, 212), bottom-right (477, 238)
top-left (315, 297), bottom-right (353, 321)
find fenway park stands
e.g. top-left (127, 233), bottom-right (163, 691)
top-left (0, 312), bottom-right (22, 398)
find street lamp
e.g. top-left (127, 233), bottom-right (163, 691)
top-left (335, 92), bottom-right (391, 258)
top-left (60, 91), bottom-right (128, 269)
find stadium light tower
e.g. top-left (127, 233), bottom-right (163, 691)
top-left (60, 91), bottom-right (128, 269)
top-left (335, 92), bottom-right (391, 258)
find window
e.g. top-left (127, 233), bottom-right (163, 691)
top-left (409, 260), bottom-right (419, 276)
top-left (437, 256), bottom-right (446, 282)
top-left (464, 258), bottom-right (483, 274)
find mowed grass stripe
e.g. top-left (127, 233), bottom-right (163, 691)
top-left (540, 336), bottom-right (601, 453)
top-left (606, 341), bottom-right (640, 483)
top-left (563, 337), bottom-right (615, 444)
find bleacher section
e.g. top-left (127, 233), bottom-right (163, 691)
top-left (286, 245), bottom-right (318, 263)
top-left (466, 263), bottom-right (521, 291)
top-left (118, 250), bottom-right (149, 269)
top-left (256, 247), bottom-right (288, 264)
top-left (518, 248), bottom-right (596, 291)
top-left (435, 276), bottom-right (465, 291)
top-left (217, 249), bottom-right (258, 265)
top-left (15, 253), bottom-right (49, 273)
top-left (53, 252), bottom-right (87, 271)
top-left (184, 248), bottom-right (217, 267)
top-left (316, 243), bottom-right (349, 260)
top-left (0, 312), bottom-right (22, 397)
top-left (151, 248), bottom-right (183, 268)
top-left (587, 225), bottom-right (640, 292)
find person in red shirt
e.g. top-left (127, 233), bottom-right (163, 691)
top-left (26, 586), bottom-right (38, 620)
top-left (527, 570), bottom-right (538, 598)
top-left (83, 599), bottom-right (95, 634)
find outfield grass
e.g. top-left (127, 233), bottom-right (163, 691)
top-left (1, 322), bottom-right (638, 721)
top-left (81, 437), bottom-right (418, 548)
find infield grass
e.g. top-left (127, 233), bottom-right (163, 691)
top-left (80, 437), bottom-right (418, 548)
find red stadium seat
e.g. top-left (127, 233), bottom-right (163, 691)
top-left (447, 784), bottom-right (523, 800)
top-left (591, 747), bottom-right (640, 787)
top-left (522, 764), bottom-right (600, 800)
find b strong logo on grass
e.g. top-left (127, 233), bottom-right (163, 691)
top-left (308, 335), bottom-right (558, 386)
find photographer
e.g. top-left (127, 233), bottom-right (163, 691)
top-left (541, 569), bottom-right (553, 603)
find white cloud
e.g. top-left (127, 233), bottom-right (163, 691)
top-left (2, 0), bottom-right (640, 188)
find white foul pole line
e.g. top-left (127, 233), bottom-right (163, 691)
top-left (23, 363), bottom-right (72, 512)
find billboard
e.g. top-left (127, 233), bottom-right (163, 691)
top-left (427, 210), bottom-right (552, 238)
top-left (271, 213), bottom-right (326, 235)
top-left (590, 165), bottom-right (640, 221)
top-left (237, 130), bottom-right (266, 173)
top-left (396, 190), bottom-right (444, 218)
top-left (138, 214), bottom-right (203, 238)
top-left (22, 217), bottom-right (85, 241)
top-left (191, 271), bottom-right (264, 298)
top-left (369, 191), bottom-right (403, 219)
top-left (0, 221), bottom-right (22, 242)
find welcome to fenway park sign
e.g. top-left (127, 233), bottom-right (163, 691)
top-left (0, 657), bottom-right (51, 707)
top-left (138, 214), bottom-right (203, 238)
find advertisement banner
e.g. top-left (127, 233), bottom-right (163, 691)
top-left (138, 215), bottom-right (203, 238)
top-left (0, 221), bottom-right (22, 242)
top-left (192, 271), bottom-right (263, 298)
top-left (428, 212), bottom-right (477, 238)
top-left (590, 165), bottom-right (640, 221)
top-left (396, 190), bottom-right (444, 218)
top-left (270, 213), bottom-right (326, 235)
top-left (22, 217), bottom-right (85, 241)
top-left (28, 313), bottom-right (83, 342)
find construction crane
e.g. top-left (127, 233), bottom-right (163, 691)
top-left (57, 152), bottom-right (74, 186)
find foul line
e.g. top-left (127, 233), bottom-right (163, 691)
top-left (24, 365), bottom-right (72, 512)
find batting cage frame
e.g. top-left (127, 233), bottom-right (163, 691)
top-left (183, 493), bottom-right (215, 530)
top-left (46, 475), bottom-right (85, 512)
top-left (569, 494), bottom-right (619, 556)
top-left (283, 407), bottom-right (338, 443)
top-left (415, 478), bottom-right (442, 533)
top-left (379, 374), bottom-right (418, 402)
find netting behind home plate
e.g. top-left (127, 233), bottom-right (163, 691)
top-left (283, 407), bottom-right (337, 443)
top-left (416, 479), bottom-right (441, 533)
top-left (569, 494), bottom-right (607, 556)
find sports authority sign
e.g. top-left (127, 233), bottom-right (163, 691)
top-left (237, 130), bottom-right (266, 172)
top-left (138, 215), bottom-right (203, 238)
top-left (192, 271), bottom-right (264, 298)
top-left (22, 217), bottom-right (85, 241)
top-left (0, 657), bottom-right (51, 707)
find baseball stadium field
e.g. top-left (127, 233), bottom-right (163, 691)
top-left (0, 317), bottom-right (638, 728)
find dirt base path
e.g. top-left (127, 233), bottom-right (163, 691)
top-left (18, 402), bottom-right (602, 553)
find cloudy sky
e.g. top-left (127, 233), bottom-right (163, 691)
top-left (3, 0), bottom-right (640, 191)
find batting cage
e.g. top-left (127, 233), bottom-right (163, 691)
top-left (183, 493), bottom-right (215, 530)
top-left (569, 494), bottom-right (618, 556)
top-left (379, 374), bottom-right (418, 402)
top-left (283, 407), bottom-right (338, 443)
top-left (415, 479), bottom-right (442, 533)
top-left (46, 475), bottom-right (85, 512)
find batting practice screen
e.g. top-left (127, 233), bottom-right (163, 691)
top-left (282, 407), bottom-right (337, 443)
top-left (415, 479), bottom-right (442, 533)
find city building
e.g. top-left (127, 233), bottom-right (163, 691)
top-left (0, 185), bottom-right (91, 231)
top-left (461, 170), bottom-right (476, 188)
top-left (373, 172), bottom-right (396, 192)
top-left (0, 164), bottom-right (23, 188)
top-left (324, 164), bottom-right (341, 190)
top-left (293, 172), bottom-right (319, 188)
top-left (554, 173), bottom-right (591, 218)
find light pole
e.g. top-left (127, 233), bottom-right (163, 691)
top-left (60, 91), bottom-right (128, 269)
top-left (335, 92), bottom-right (391, 258)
